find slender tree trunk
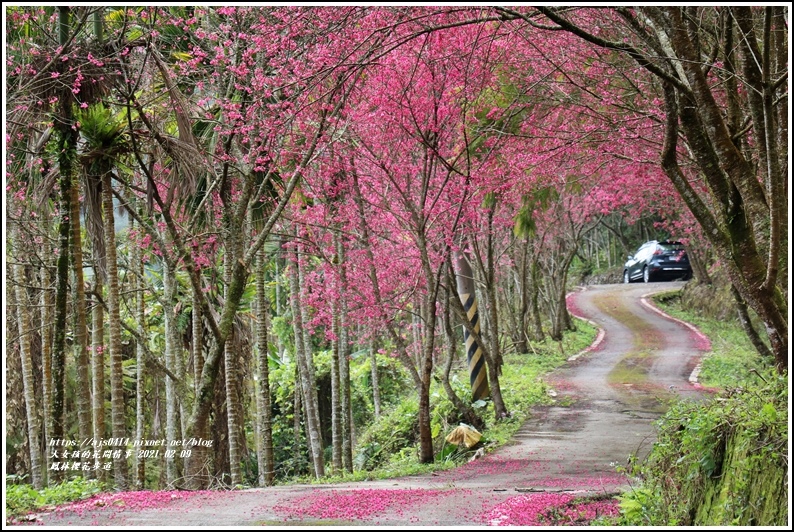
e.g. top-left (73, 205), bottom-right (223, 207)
top-left (255, 248), bottom-right (274, 486)
top-left (40, 257), bottom-right (54, 482)
top-left (192, 284), bottom-right (204, 396)
top-left (529, 260), bottom-right (544, 341)
top-left (69, 176), bottom-right (94, 464)
top-left (222, 250), bottom-right (243, 487)
top-left (91, 286), bottom-right (106, 481)
top-left (163, 262), bottom-right (181, 487)
top-left (289, 244), bottom-right (324, 478)
top-left (417, 296), bottom-right (436, 464)
top-left (512, 238), bottom-right (530, 354)
top-left (174, 324), bottom-right (188, 447)
top-left (688, 246), bottom-right (712, 284)
top-left (185, 281), bottom-right (206, 489)
top-left (7, 266), bottom-right (27, 481)
top-left (134, 242), bottom-right (146, 489)
top-left (482, 217), bottom-right (509, 418)
top-left (335, 236), bottom-right (353, 472)
top-left (330, 307), bottom-right (343, 473)
top-left (293, 365), bottom-right (303, 474)
top-left (369, 341), bottom-right (381, 419)
top-left (731, 285), bottom-right (774, 360)
top-left (14, 262), bottom-right (44, 489)
top-left (51, 99), bottom-right (73, 487)
top-left (102, 171), bottom-right (129, 488)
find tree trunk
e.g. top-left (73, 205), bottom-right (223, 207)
top-left (370, 342), bottom-right (381, 419)
top-left (289, 243), bottom-right (325, 478)
top-left (14, 261), bottom-right (44, 489)
top-left (336, 235), bottom-right (353, 472)
top-left (255, 248), bottom-right (274, 486)
top-left (102, 171), bottom-right (129, 488)
top-left (51, 88), bottom-right (74, 486)
top-left (163, 262), bottom-right (181, 487)
top-left (91, 286), bottom-right (106, 481)
top-left (185, 280), bottom-right (207, 489)
top-left (293, 366), bottom-right (303, 475)
top-left (417, 300), bottom-right (435, 464)
top-left (69, 176), bottom-right (94, 464)
top-left (529, 260), bottom-right (544, 341)
top-left (688, 246), bottom-right (712, 285)
top-left (330, 307), bottom-right (343, 473)
top-left (481, 214), bottom-right (509, 418)
top-left (731, 285), bottom-right (774, 361)
top-left (40, 258), bottom-right (54, 483)
top-left (417, 376), bottom-right (434, 464)
top-left (192, 284), bottom-right (204, 397)
top-left (134, 241), bottom-right (146, 489)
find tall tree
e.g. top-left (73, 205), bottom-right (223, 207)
top-left (497, 6), bottom-right (788, 370)
top-left (254, 247), bottom-right (275, 486)
top-left (49, 6), bottom-right (79, 482)
top-left (13, 256), bottom-right (44, 489)
top-left (289, 240), bottom-right (325, 478)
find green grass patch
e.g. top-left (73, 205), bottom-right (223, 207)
top-left (651, 291), bottom-right (771, 389)
top-left (591, 293), bottom-right (659, 351)
top-left (607, 350), bottom-right (652, 386)
top-left (5, 476), bottom-right (102, 519)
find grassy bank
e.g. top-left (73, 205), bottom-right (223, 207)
top-left (652, 289), bottom-right (773, 389)
top-left (612, 289), bottom-right (787, 526)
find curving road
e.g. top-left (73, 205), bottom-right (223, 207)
top-left (30, 282), bottom-right (710, 527)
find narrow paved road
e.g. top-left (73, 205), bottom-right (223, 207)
top-left (30, 282), bottom-right (709, 527)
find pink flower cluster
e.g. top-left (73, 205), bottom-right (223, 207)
top-left (45, 490), bottom-right (214, 524)
top-left (483, 492), bottom-right (620, 526)
top-left (272, 488), bottom-right (450, 521)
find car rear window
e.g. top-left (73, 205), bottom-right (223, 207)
top-left (658, 243), bottom-right (685, 251)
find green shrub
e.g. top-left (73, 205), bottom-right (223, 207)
top-left (619, 370), bottom-right (787, 526)
top-left (6, 476), bottom-right (102, 518)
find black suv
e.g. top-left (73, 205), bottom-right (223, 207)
top-left (623, 240), bottom-right (692, 283)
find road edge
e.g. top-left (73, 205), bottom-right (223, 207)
top-left (639, 288), bottom-right (712, 387)
top-left (565, 288), bottom-right (605, 362)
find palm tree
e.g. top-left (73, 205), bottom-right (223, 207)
top-left (78, 103), bottom-right (132, 488)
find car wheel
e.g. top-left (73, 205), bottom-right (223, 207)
top-left (643, 267), bottom-right (651, 283)
top-left (623, 270), bottom-right (631, 284)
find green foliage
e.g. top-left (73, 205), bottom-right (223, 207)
top-left (513, 188), bottom-right (559, 238)
top-left (617, 371), bottom-right (787, 526)
top-left (353, 398), bottom-right (419, 471)
top-left (5, 476), bottom-right (102, 518)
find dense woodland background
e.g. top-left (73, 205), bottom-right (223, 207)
top-left (5, 6), bottom-right (787, 492)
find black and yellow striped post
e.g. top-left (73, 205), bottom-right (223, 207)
top-left (453, 251), bottom-right (490, 401)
